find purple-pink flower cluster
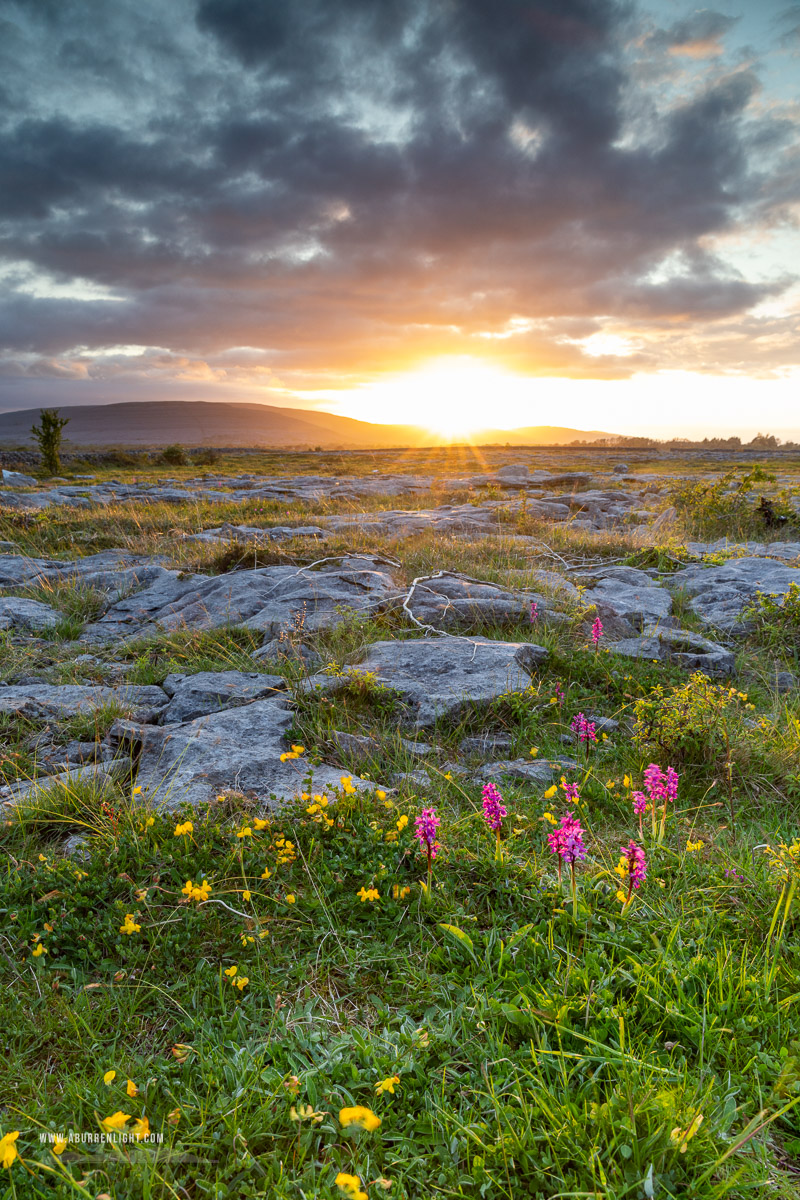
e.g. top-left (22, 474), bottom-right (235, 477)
top-left (619, 840), bottom-right (647, 889)
top-left (644, 763), bottom-right (679, 805)
top-left (414, 808), bottom-right (441, 859)
top-left (561, 779), bottom-right (580, 804)
top-left (571, 712), bottom-right (597, 744)
top-left (481, 783), bottom-right (507, 832)
top-left (632, 792), bottom-right (648, 816)
top-left (554, 682), bottom-right (564, 707)
top-left (529, 601), bottom-right (539, 623)
top-left (591, 616), bottom-right (603, 647)
top-left (547, 812), bottom-right (587, 865)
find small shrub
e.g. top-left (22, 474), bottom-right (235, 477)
top-left (161, 443), bottom-right (187, 466)
top-left (743, 583), bottom-right (800, 658)
top-left (30, 408), bottom-right (69, 475)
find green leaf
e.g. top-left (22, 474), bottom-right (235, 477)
top-left (439, 923), bottom-right (475, 955)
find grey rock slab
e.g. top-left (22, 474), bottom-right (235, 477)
top-left (582, 575), bottom-right (673, 628)
top-left (609, 628), bottom-right (735, 675)
top-left (134, 697), bottom-right (381, 810)
top-left (0, 597), bottom-right (60, 632)
top-left (0, 550), bottom-right (169, 593)
top-left (2, 469), bottom-right (37, 486)
top-left (188, 523), bottom-right (327, 545)
top-left (459, 734), bottom-right (514, 757)
top-left (408, 573), bottom-right (551, 630)
top-left (0, 683), bottom-right (168, 720)
top-left (83, 555), bottom-right (400, 643)
top-left (474, 758), bottom-right (579, 784)
top-left (159, 670), bottom-right (286, 722)
top-left (671, 556), bottom-right (800, 632)
top-left (304, 637), bottom-right (548, 729)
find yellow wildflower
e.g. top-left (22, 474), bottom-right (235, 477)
top-left (396, 814), bottom-right (409, 832)
top-left (120, 914), bottom-right (141, 935)
top-left (291, 745), bottom-right (305, 754)
top-left (173, 821), bottom-right (193, 837)
top-left (336, 1172), bottom-right (368, 1200)
top-left (0, 1131), bottom-right (19, 1169)
top-left (543, 785), bottom-right (557, 800)
top-left (224, 965), bottom-right (238, 978)
top-left (261, 867), bottom-right (272, 880)
top-left (242, 890), bottom-right (251, 901)
top-left (357, 886), bottom-right (379, 902)
top-left (375, 1075), bottom-right (400, 1094)
top-left (181, 879), bottom-right (211, 902)
top-left (171, 1044), bottom-right (192, 1063)
top-left (686, 839), bottom-right (704, 852)
top-left (145, 816), bottom-right (155, 827)
top-left (623, 775), bottom-right (631, 789)
top-left (392, 884), bottom-right (411, 900)
top-left (234, 976), bottom-right (249, 991)
top-left (253, 817), bottom-right (270, 830)
top-left (134, 888), bottom-right (148, 902)
top-left (31, 943), bottom-right (46, 957)
top-left (339, 1105), bottom-right (381, 1131)
top-left (125, 1079), bottom-right (138, 1098)
top-left (132, 785), bottom-right (142, 795)
top-left (167, 1108), bottom-right (181, 1125)
top-left (376, 789), bottom-right (387, 801)
top-left (103, 1070), bottom-right (116, 1085)
top-left (52, 1136), bottom-right (67, 1155)
top-left (43, 922), bottom-right (54, 932)
top-left (529, 747), bottom-right (538, 757)
top-left (132, 1117), bottom-right (150, 1142)
top-left (236, 826), bottom-right (252, 839)
top-left (285, 893), bottom-right (296, 904)
top-left (616, 890), bottom-right (628, 904)
top-left (542, 812), bottom-right (557, 825)
top-left (100, 1112), bottom-right (130, 1133)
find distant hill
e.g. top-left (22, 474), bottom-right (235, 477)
top-left (0, 401), bottom-right (615, 449)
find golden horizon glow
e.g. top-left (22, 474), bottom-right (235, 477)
top-left (299, 356), bottom-right (538, 437)
top-left (293, 359), bottom-right (800, 441)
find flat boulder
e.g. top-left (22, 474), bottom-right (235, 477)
top-left (474, 758), bottom-right (578, 785)
top-left (0, 683), bottom-right (168, 720)
top-left (581, 566), bottom-right (672, 629)
top-left (0, 597), bottom-right (60, 632)
top-left (160, 670), bottom-right (286, 722)
top-left (407, 572), bottom-right (552, 630)
top-left (671, 556), bottom-right (800, 632)
top-left (83, 554), bottom-right (399, 642)
top-left (2, 469), bottom-right (37, 486)
top-left (134, 697), bottom-right (380, 810)
top-left (304, 636), bottom-right (548, 729)
top-left (609, 627), bottom-right (735, 675)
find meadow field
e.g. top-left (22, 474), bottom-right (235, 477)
top-left (1, 446), bottom-right (800, 1199)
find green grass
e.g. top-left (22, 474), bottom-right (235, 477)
top-left (2, 769), bottom-right (800, 1199)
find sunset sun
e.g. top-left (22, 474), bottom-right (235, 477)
top-left (315, 357), bottom-right (534, 438)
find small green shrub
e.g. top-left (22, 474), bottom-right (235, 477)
top-left (30, 407), bottom-right (69, 475)
top-left (743, 583), bottom-right (800, 658)
top-left (161, 443), bottom-right (187, 466)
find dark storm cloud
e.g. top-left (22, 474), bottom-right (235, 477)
top-left (0, 0), bottom-right (797, 404)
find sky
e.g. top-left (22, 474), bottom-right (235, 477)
top-left (0, 0), bottom-right (798, 439)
